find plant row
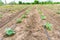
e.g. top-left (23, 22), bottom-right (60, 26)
top-left (37, 7), bottom-right (52, 31)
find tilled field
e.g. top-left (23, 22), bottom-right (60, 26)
top-left (0, 5), bottom-right (60, 40)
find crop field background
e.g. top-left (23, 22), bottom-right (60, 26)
top-left (0, 4), bottom-right (60, 40)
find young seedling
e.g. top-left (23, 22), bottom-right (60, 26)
top-left (44, 22), bottom-right (52, 30)
top-left (16, 18), bottom-right (22, 23)
top-left (21, 14), bottom-right (27, 18)
top-left (5, 28), bottom-right (15, 36)
top-left (41, 15), bottom-right (46, 20)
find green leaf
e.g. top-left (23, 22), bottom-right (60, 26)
top-left (44, 22), bottom-right (52, 30)
top-left (21, 14), bottom-right (27, 18)
top-left (41, 15), bottom-right (46, 20)
top-left (5, 28), bottom-right (15, 36)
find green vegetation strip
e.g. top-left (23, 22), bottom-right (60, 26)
top-left (37, 7), bottom-right (52, 30)
top-left (37, 6), bottom-right (51, 40)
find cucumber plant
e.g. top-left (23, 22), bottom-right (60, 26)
top-left (21, 14), bottom-right (27, 19)
top-left (16, 18), bottom-right (22, 23)
top-left (44, 22), bottom-right (52, 30)
top-left (5, 28), bottom-right (15, 36)
top-left (41, 15), bottom-right (46, 20)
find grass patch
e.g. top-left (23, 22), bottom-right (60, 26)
top-left (5, 28), bottom-right (15, 36)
